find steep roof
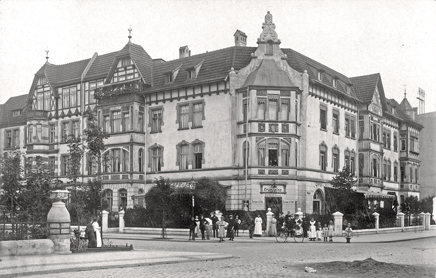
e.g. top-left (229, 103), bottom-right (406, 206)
top-left (386, 98), bottom-right (423, 129)
top-left (0, 94), bottom-right (28, 128)
top-left (399, 97), bottom-right (413, 111)
top-left (84, 51), bottom-right (118, 81)
top-left (243, 59), bottom-right (293, 87)
top-left (349, 73), bottom-right (380, 104)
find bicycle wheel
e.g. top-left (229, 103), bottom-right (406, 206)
top-left (294, 231), bottom-right (304, 243)
top-left (276, 231), bottom-right (288, 243)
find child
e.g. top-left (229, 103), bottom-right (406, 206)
top-left (328, 220), bottom-right (334, 242)
top-left (316, 222), bottom-right (323, 241)
top-left (322, 223), bottom-right (329, 242)
top-left (343, 223), bottom-right (353, 243)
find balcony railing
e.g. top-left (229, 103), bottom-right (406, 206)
top-left (27, 110), bottom-right (48, 119)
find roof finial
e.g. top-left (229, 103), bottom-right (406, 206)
top-left (45, 48), bottom-right (49, 62)
top-left (128, 26), bottom-right (132, 42)
top-left (403, 84), bottom-right (407, 98)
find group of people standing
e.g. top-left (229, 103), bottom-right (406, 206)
top-left (85, 218), bottom-right (102, 248)
top-left (189, 212), bottom-right (241, 242)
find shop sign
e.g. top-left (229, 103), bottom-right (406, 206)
top-left (252, 200), bottom-right (264, 204)
top-left (261, 184), bottom-right (285, 194)
top-left (171, 182), bottom-right (196, 189)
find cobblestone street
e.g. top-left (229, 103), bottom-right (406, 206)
top-left (31, 236), bottom-right (436, 277)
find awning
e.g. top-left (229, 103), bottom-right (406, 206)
top-left (354, 190), bottom-right (395, 199)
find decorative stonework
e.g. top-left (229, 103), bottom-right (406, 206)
top-left (282, 124), bottom-right (289, 133)
top-left (268, 169), bottom-right (278, 175)
top-left (256, 90), bottom-right (267, 96)
top-left (258, 123), bottom-right (265, 132)
top-left (280, 90), bottom-right (290, 96)
top-left (269, 124), bottom-right (278, 133)
top-left (282, 170), bottom-right (289, 175)
top-left (259, 11), bottom-right (278, 42)
top-left (258, 169), bottom-right (265, 175)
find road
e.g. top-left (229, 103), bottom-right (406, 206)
top-left (32, 237), bottom-right (436, 277)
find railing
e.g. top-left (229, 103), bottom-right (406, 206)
top-left (0, 222), bottom-right (49, 241)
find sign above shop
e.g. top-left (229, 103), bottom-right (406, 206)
top-left (261, 184), bottom-right (285, 194)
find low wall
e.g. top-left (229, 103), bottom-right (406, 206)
top-left (0, 239), bottom-right (54, 256)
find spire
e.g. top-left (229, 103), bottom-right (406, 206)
top-left (45, 49), bottom-right (49, 63)
top-left (128, 26), bottom-right (132, 43)
top-left (403, 84), bottom-right (407, 99)
top-left (258, 11), bottom-right (279, 43)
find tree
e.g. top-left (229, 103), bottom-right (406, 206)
top-left (326, 166), bottom-right (361, 215)
top-left (192, 177), bottom-right (227, 215)
top-left (145, 177), bottom-right (174, 238)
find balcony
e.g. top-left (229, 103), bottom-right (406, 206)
top-left (27, 110), bottom-right (49, 120)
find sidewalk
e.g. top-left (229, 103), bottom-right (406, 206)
top-left (0, 229), bottom-right (434, 277)
top-left (104, 228), bottom-right (436, 243)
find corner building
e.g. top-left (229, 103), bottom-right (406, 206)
top-left (0, 12), bottom-right (423, 213)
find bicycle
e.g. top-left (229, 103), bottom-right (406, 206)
top-left (275, 225), bottom-right (305, 243)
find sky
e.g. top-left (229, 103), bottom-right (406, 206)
top-left (0, 0), bottom-right (435, 113)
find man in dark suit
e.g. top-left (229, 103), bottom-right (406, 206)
top-left (226, 214), bottom-right (235, 241)
top-left (210, 212), bottom-right (219, 238)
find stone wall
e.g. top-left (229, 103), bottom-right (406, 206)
top-left (0, 239), bottom-right (54, 256)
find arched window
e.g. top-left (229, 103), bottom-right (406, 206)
top-left (268, 139), bottom-right (279, 166)
top-left (176, 141), bottom-right (190, 170)
top-left (257, 140), bottom-right (266, 166)
top-left (344, 149), bottom-right (350, 169)
top-left (281, 141), bottom-right (290, 167)
top-left (319, 142), bottom-right (328, 171)
top-left (138, 148), bottom-right (144, 172)
top-left (243, 141), bottom-right (249, 166)
top-left (313, 190), bottom-right (324, 214)
top-left (332, 145), bottom-right (339, 172)
top-left (123, 149), bottom-right (129, 172)
top-left (192, 139), bottom-right (205, 169)
top-left (119, 189), bottom-right (127, 211)
top-left (147, 144), bottom-right (164, 172)
top-left (103, 189), bottom-right (113, 212)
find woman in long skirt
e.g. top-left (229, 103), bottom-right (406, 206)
top-left (254, 215), bottom-right (263, 236)
top-left (92, 219), bottom-right (102, 247)
top-left (309, 218), bottom-right (317, 241)
top-left (269, 215), bottom-right (277, 236)
top-left (217, 217), bottom-right (227, 242)
top-left (328, 220), bottom-right (335, 242)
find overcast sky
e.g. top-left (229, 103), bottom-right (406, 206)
top-left (1, 0), bottom-right (435, 113)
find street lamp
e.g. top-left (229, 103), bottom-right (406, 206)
top-left (189, 177), bottom-right (196, 217)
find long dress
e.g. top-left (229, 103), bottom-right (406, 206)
top-left (269, 218), bottom-right (277, 236)
top-left (309, 220), bottom-right (317, 240)
top-left (254, 217), bottom-right (263, 235)
top-left (92, 221), bottom-right (102, 247)
top-left (217, 220), bottom-right (227, 238)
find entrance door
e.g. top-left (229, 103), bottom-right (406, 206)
top-left (265, 197), bottom-right (282, 214)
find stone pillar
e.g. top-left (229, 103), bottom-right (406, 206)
top-left (102, 210), bottom-right (109, 233)
top-left (373, 212), bottom-right (380, 233)
top-left (266, 208), bottom-right (273, 236)
top-left (420, 212), bottom-right (425, 229)
top-left (332, 211), bottom-right (343, 236)
top-left (425, 213), bottom-right (431, 230)
top-left (433, 197), bottom-right (436, 223)
top-left (47, 201), bottom-right (71, 254)
top-left (397, 212), bottom-right (405, 232)
top-left (119, 210), bottom-right (125, 233)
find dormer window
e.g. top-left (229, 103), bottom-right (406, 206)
top-left (118, 58), bottom-right (132, 67)
top-left (111, 57), bottom-right (139, 83)
top-left (165, 73), bottom-right (174, 83)
top-left (37, 76), bottom-right (47, 86)
top-left (332, 78), bottom-right (337, 88)
top-left (187, 68), bottom-right (196, 79)
top-left (317, 70), bottom-right (322, 81)
top-left (12, 110), bottom-right (21, 117)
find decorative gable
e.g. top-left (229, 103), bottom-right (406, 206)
top-left (369, 87), bottom-right (382, 115)
top-left (109, 57), bottom-right (141, 84)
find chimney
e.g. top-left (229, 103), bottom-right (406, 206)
top-left (234, 30), bottom-right (247, 46)
top-left (179, 45), bottom-right (191, 59)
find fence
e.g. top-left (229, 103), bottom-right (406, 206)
top-left (0, 222), bottom-right (49, 241)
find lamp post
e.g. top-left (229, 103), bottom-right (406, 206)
top-left (189, 177), bottom-right (196, 217)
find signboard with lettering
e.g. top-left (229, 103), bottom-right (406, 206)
top-left (261, 184), bottom-right (285, 194)
top-left (170, 182), bottom-right (195, 189)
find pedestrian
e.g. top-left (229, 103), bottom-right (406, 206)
top-left (328, 220), bottom-right (335, 242)
top-left (92, 218), bottom-right (102, 247)
top-left (85, 219), bottom-right (96, 248)
top-left (277, 212), bottom-right (285, 232)
top-left (287, 214), bottom-right (296, 237)
top-left (269, 214), bottom-right (277, 236)
top-left (189, 216), bottom-right (197, 240)
top-left (316, 222), bottom-right (323, 241)
top-left (217, 217), bottom-right (227, 242)
top-left (211, 212), bottom-right (219, 238)
top-left (234, 215), bottom-right (241, 237)
top-left (248, 218), bottom-right (255, 238)
top-left (302, 215), bottom-right (309, 238)
top-left (199, 215), bottom-right (206, 240)
top-left (254, 214), bottom-right (263, 236)
top-left (322, 223), bottom-right (328, 242)
top-left (204, 217), bottom-right (212, 240)
top-left (343, 223), bottom-right (353, 243)
top-left (309, 217), bottom-right (317, 241)
top-left (226, 215), bottom-right (235, 241)
top-left (194, 216), bottom-right (200, 238)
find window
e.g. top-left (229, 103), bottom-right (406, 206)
top-left (258, 142), bottom-right (266, 166)
top-left (179, 144), bottom-right (189, 170)
top-left (138, 112), bottom-right (144, 132)
top-left (123, 149), bottom-right (129, 172)
top-left (49, 125), bottom-right (56, 143)
top-left (193, 144), bottom-right (203, 169)
top-left (84, 80), bottom-right (103, 105)
top-left (36, 124), bottom-right (42, 142)
top-left (268, 139), bottom-right (279, 166)
top-left (87, 154), bottom-right (96, 175)
top-left (242, 100), bottom-right (248, 122)
top-left (359, 120), bottom-right (364, 140)
top-left (371, 122), bottom-right (380, 141)
top-left (400, 164), bottom-right (405, 182)
top-left (49, 157), bottom-right (56, 174)
top-left (332, 110), bottom-right (339, 134)
top-left (138, 149), bottom-right (144, 172)
top-left (257, 99), bottom-right (266, 120)
top-left (319, 143), bottom-right (327, 171)
top-left (243, 141), bottom-right (249, 166)
top-left (61, 156), bottom-right (70, 176)
top-left (401, 139), bottom-right (406, 151)
top-left (112, 149), bottom-right (121, 172)
top-left (415, 168), bottom-right (418, 183)
top-left (151, 147), bottom-right (163, 172)
top-left (410, 137), bottom-right (419, 153)
top-left (372, 157), bottom-right (378, 177)
top-left (28, 125), bottom-right (33, 143)
top-left (62, 122), bottom-right (69, 142)
top-left (383, 160), bottom-right (387, 180)
top-left (345, 117), bottom-right (350, 137)
top-left (350, 154), bottom-right (355, 174)
top-left (112, 111), bottom-right (121, 133)
top-left (13, 130), bottom-right (19, 148)
top-left (383, 129), bottom-right (391, 149)
top-left (192, 103), bottom-right (203, 127)
top-left (394, 133), bottom-right (398, 152)
top-left (387, 160), bottom-right (391, 181)
top-left (103, 190), bottom-right (113, 212)
top-left (12, 110), bottom-right (21, 117)
top-left (281, 99), bottom-right (289, 120)
top-left (111, 58), bottom-right (139, 83)
top-left (281, 143), bottom-right (290, 166)
top-left (320, 105), bottom-right (327, 130)
top-left (332, 147), bottom-right (339, 172)
top-left (268, 98), bottom-right (278, 120)
top-left (62, 88), bottom-right (70, 108)
top-left (179, 105), bottom-right (189, 129)
top-left (72, 121), bottom-right (80, 138)
top-left (344, 150), bottom-right (350, 169)
top-left (5, 131), bottom-right (12, 148)
top-left (165, 73), bottom-right (173, 83)
top-left (394, 162), bottom-right (398, 182)
top-left (119, 189), bottom-right (127, 211)
top-left (350, 117), bottom-right (356, 138)
top-left (122, 112), bottom-right (130, 132)
top-left (187, 68), bottom-right (196, 79)
top-left (103, 152), bottom-right (111, 173)
top-left (150, 109), bottom-right (163, 133)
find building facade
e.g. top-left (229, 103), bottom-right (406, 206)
top-left (417, 111), bottom-right (436, 198)
top-left (0, 12), bottom-right (423, 213)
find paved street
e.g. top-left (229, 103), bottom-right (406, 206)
top-left (31, 236), bottom-right (436, 278)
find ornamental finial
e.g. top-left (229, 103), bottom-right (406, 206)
top-left (45, 49), bottom-right (49, 62)
top-left (128, 26), bottom-right (133, 42)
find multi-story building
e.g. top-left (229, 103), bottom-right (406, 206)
top-left (416, 111), bottom-right (436, 198)
top-left (0, 12), bottom-right (424, 213)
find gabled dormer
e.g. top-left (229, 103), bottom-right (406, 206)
top-left (109, 56), bottom-right (140, 84)
top-left (186, 60), bottom-right (203, 79)
top-left (165, 64), bottom-right (182, 84)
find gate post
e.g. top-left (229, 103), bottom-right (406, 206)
top-left (102, 210), bottom-right (108, 233)
top-left (119, 210), bottom-right (125, 233)
top-left (47, 201), bottom-right (71, 254)
top-left (332, 211), bottom-right (343, 236)
top-left (266, 208), bottom-right (273, 236)
top-left (373, 212), bottom-right (379, 233)
top-left (397, 212), bottom-right (405, 232)
top-left (425, 213), bottom-right (430, 230)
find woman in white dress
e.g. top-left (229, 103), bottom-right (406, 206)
top-left (254, 215), bottom-right (263, 236)
top-left (309, 218), bottom-right (317, 241)
top-left (92, 219), bottom-right (102, 247)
